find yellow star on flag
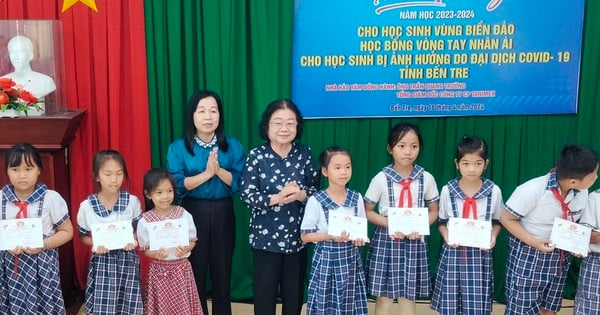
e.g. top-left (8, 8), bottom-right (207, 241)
top-left (62, 0), bottom-right (98, 13)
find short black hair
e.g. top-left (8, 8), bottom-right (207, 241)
top-left (456, 135), bottom-right (488, 161)
top-left (184, 90), bottom-right (229, 155)
top-left (4, 143), bottom-right (42, 173)
top-left (387, 122), bottom-right (423, 149)
top-left (258, 99), bottom-right (304, 142)
top-left (556, 144), bottom-right (599, 180)
top-left (318, 145), bottom-right (352, 169)
top-left (92, 150), bottom-right (129, 191)
top-left (143, 168), bottom-right (176, 211)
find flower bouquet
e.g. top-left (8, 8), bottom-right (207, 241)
top-left (0, 77), bottom-right (41, 117)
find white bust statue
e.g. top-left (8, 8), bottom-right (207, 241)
top-left (1, 35), bottom-right (56, 114)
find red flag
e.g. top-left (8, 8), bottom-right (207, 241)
top-left (0, 0), bottom-right (151, 289)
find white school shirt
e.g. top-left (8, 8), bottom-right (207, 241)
top-left (438, 181), bottom-right (504, 221)
top-left (136, 207), bottom-right (197, 260)
top-left (77, 195), bottom-right (142, 234)
top-left (0, 189), bottom-right (69, 236)
top-left (301, 193), bottom-right (367, 234)
top-left (505, 173), bottom-right (588, 239)
top-left (581, 190), bottom-right (600, 253)
top-left (364, 169), bottom-right (439, 216)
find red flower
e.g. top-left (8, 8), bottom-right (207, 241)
top-left (18, 90), bottom-right (38, 104)
top-left (0, 91), bottom-right (8, 104)
top-left (0, 77), bottom-right (41, 115)
top-left (0, 77), bottom-right (15, 92)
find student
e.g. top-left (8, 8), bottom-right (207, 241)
top-left (575, 187), bottom-right (600, 314)
top-left (77, 150), bottom-right (143, 315)
top-left (136, 168), bottom-right (202, 315)
top-left (365, 123), bottom-right (439, 315)
top-left (430, 136), bottom-right (503, 315)
top-left (300, 146), bottom-right (368, 315)
top-left (0, 143), bottom-right (73, 314)
top-left (501, 144), bottom-right (599, 315)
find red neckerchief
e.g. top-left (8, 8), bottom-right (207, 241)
top-left (551, 188), bottom-right (573, 221)
top-left (550, 186), bottom-right (573, 275)
top-left (14, 201), bottom-right (28, 219)
top-left (461, 197), bottom-right (478, 263)
top-left (462, 197), bottom-right (478, 219)
top-left (398, 179), bottom-right (413, 207)
top-left (12, 201), bottom-right (29, 277)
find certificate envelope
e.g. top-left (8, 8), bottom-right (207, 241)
top-left (447, 217), bottom-right (492, 249)
top-left (387, 207), bottom-right (430, 235)
top-left (91, 221), bottom-right (135, 251)
top-left (328, 212), bottom-right (369, 242)
top-left (550, 217), bottom-right (591, 257)
top-left (0, 218), bottom-right (43, 250)
top-left (147, 218), bottom-right (189, 250)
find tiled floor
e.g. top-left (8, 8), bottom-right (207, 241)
top-left (73, 297), bottom-right (575, 314)
top-left (218, 300), bottom-right (575, 315)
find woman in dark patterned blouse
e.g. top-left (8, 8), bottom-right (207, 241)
top-left (241, 99), bottom-right (319, 315)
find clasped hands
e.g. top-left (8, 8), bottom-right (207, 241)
top-left (276, 181), bottom-right (305, 205)
top-left (205, 147), bottom-right (221, 177)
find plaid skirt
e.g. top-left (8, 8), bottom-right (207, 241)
top-left (306, 241), bottom-right (367, 315)
top-left (0, 250), bottom-right (65, 314)
top-left (0, 259), bottom-right (6, 314)
top-left (145, 258), bottom-right (202, 315)
top-left (366, 226), bottom-right (431, 299)
top-left (574, 253), bottom-right (600, 315)
top-left (431, 245), bottom-right (493, 315)
top-left (504, 236), bottom-right (570, 315)
top-left (85, 249), bottom-right (143, 315)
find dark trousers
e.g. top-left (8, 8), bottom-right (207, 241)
top-left (183, 197), bottom-right (235, 315)
top-left (253, 248), bottom-right (308, 315)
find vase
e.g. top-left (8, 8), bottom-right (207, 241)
top-left (0, 109), bottom-right (24, 118)
top-left (26, 105), bottom-right (45, 116)
top-left (0, 106), bottom-right (44, 117)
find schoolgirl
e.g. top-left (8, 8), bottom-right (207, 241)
top-left (77, 150), bottom-right (143, 314)
top-left (365, 123), bottom-right (439, 315)
top-left (301, 146), bottom-right (367, 314)
top-left (430, 136), bottom-right (503, 315)
top-left (0, 143), bottom-right (73, 314)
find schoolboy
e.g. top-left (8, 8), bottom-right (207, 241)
top-left (500, 144), bottom-right (599, 315)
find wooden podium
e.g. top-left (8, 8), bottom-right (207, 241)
top-left (0, 109), bottom-right (86, 294)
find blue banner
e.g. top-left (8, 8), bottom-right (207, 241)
top-left (292, 0), bottom-right (585, 118)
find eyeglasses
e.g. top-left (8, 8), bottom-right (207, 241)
top-left (269, 121), bottom-right (298, 130)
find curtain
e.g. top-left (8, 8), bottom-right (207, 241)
top-left (145, 0), bottom-right (600, 302)
top-left (0, 0), bottom-right (152, 289)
